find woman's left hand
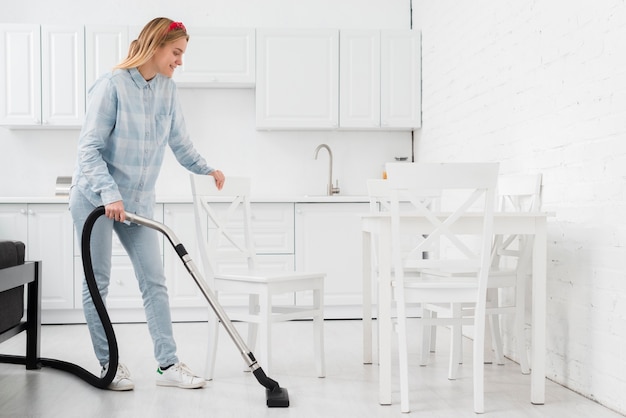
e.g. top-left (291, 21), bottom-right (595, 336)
top-left (210, 170), bottom-right (225, 190)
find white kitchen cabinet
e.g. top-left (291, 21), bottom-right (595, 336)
top-left (0, 24), bottom-right (42, 126)
top-left (295, 202), bottom-right (369, 317)
top-left (0, 24), bottom-right (85, 128)
top-left (256, 28), bottom-right (339, 129)
top-left (0, 203), bottom-right (74, 310)
top-left (85, 25), bottom-right (129, 89)
top-left (163, 203), bottom-right (206, 307)
top-left (174, 27), bottom-right (255, 88)
top-left (166, 202), bottom-right (296, 308)
top-left (340, 29), bottom-right (421, 129)
top-left (40, 25), bottom-right (86, 127)
top-left (380, 30), bottom-right (421, 129)
top-left (339, 30), bottom-right (381, 129)
top-left (0, 204), bottom-right (29, 244)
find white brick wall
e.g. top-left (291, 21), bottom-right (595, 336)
top-left (413, 0), bottom-right (626, 414)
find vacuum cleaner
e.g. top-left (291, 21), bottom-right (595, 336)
top-left (28, 206), bottom-right (290, 408)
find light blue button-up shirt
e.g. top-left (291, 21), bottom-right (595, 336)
top-left (72, 68), bottom-right (213, 217)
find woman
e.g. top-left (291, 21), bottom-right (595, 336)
top-left (70, 17), bottom-right (225, 391)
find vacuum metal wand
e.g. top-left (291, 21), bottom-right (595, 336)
top-left (123, 211), bottom-right (289, 407)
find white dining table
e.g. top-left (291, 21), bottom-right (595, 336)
top-left (360, 211), bottom-right (549, 406)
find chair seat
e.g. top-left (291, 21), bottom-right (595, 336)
top-left (215, 270), bottom-right (325, 283)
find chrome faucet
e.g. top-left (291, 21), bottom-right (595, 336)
top-left (314, 143), bottom-right (340, 195)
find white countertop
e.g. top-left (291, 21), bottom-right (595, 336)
top-left (0, 195), bottom-right (369, 204)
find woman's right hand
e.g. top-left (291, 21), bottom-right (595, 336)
top-left (105, 200), bottom-right (126, 223)
top-left (210, 170), bottom-right (225, 190)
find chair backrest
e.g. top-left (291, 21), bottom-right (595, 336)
top-left (492, 173), bottom-right (543, 269)
top-left (190, 175), bottom-right (257, 278)
top-left (367, 179), bottom-right (392, 212)
top-left (385, 162), bottom-right (499, 278)
top-left (496, 173), bottom-right (542, 213)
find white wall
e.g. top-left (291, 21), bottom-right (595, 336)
top-left (5, 0), bottom-right (625, 414)
top-left (0, 0), bottom-right (413, 198)
top-left (413, 0), bottom-right (626, 414)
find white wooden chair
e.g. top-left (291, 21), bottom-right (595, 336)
top-left (424, 173), bottom-right (542, 374)
top-left (480, 173), bottom-right (542, 372)
top-left (190, 175), bottom-right (326, 379)
top-left (363, 178), bottom-right (439, 365)
top-left (385, 162), bottom-right (499, 414)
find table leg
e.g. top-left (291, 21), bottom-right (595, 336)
top-left (531, 218), bottom-right (546, 404)
top-left (378, 224), bottom-right (392, 405)
top-left (363, 230), bottom-right (373, 364)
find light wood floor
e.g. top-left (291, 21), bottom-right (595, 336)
top-left (0, 319), bottom-right (623, 418)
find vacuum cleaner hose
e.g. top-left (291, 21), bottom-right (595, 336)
top-left (39, 206), bottom-right (118, 388)
top-left (15, 204), bottom-right (288, 406)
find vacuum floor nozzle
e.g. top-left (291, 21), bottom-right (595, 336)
top-left (266, 387), bottom-right (290, 407)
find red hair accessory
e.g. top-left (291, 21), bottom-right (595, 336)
top-left (168, 21), bottom-right (186, 32)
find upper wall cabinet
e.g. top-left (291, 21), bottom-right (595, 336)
top-left (339, 30), bottom-right (380, 129)
top-left (85, 25), bottom-right (130, 89)
top-left (340, 29), bottom-right (421, 130)
top-left (0, 24), bottom-right (41, 126)
top-left (256, 28), bottom-right (421, 131)
top-left (173, 28), bottom-right (255, 88)
top-left (380, 30), bottom-right (421, 129)
top-left (256, 28), bottom-right (339, 130)
top-left (0, 24), bottom-right (85, 129)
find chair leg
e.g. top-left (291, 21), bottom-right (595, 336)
top-left (396, 288), bottom-right (411, 413)
top-left (258, 292), bottom-right (272, 375)
top-left (313, 286), bottom-right (326, 378)
top-left (247, 294), bottom-right (260, 351)
top-left (516, 275), bottom-right (530, 374)
top-left (448, 304), bottom-right (462, 380)
top-left (487, 288), bottom-right (505, 365)
top-left (420, 308), bottom-right (432, 366)
top-left (472, 312), bottom-right (486, 414)
top-left (205, 311), bottom-right (219, 380)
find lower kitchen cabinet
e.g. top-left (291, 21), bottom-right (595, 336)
top-left (163, 203), bottom-right (207, 307)
top-left (163, 202), bottom-right (296, 308)
top-left (1, 199), bottom-right (369, 322)
top-left (0, 203), bottom-right (74, 311)
top-left (295, 202), bottom-right (369, 318)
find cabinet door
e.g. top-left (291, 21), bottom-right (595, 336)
top-left (164, 203), bottom-right (296, 308)
top-left (0, 204), bottom-right (29, 243)
top-left (339, 30), bottom-right (380, 129)
top-left (380, 30), bottom-right (421, 129)
top-left (295, 202), bottom-right (369, 317)
top-left (174, 27), bottom-right (255, 88)
top-left (256, 28), bottom-right (339, 129)
top-left (163, 203), bottom-right (206, 307)
top-left (26, 204), bottom-right (74, 310)
top-left (0, 24), bottom-right (42, 126)
top-left (85, 25), bottom-right (129, 88)
top-left (41, 25), bottom-right (85, 127)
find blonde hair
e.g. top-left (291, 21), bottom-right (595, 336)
top-left (115, 17), bottom-right (189, 70)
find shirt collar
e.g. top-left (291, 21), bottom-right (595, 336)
top-left (129, 67), bottom-right (150, 89)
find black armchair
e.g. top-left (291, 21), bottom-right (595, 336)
top-left (0, 240), bottom-right (42, 369)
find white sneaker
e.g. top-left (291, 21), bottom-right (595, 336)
top-left (101, 362), bottom-right (134, 391)
top-left (156, 362), bottom-right (206, 389)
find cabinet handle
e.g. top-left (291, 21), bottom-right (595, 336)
top-left (28, 209), bottom-right (35, 215)
top-left (20, 209), bottom-right (27, 215)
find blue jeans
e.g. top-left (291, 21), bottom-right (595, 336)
top-left (69, 188), bottom-right (178, 368)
